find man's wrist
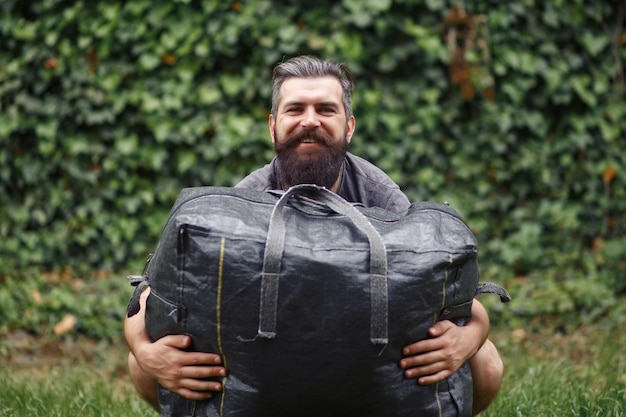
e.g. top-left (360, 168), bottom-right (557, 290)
top-left (462, 320), bottom-right (488, 358)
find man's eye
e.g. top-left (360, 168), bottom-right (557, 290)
top-left (320, 107), bottom-right (336, 114)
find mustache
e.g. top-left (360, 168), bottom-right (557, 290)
top-left (278, 129), bottom-right (332, 150)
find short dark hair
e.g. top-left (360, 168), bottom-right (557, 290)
top-left (271, 55), bottom-right (355, 119)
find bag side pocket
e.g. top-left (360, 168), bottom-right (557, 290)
top-left (145, 290), bottom-right (187, 342)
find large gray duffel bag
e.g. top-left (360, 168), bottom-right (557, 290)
top-left (141, 184), bottom-right (509, 417)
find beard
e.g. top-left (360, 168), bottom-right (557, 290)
top-left (274, 128), bottom-right (349, 190)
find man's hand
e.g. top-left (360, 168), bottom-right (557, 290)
top-left (124, 288), bottom-right (227, 402)
top-left (134, 333), bottom-right (226, 399)
top-left (398, 320), bottom-right (478, 384)
top-left (398, 300), bottom-right (490, 385)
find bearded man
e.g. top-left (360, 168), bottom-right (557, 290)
top-left (124, 55), bottom-right (503, 416)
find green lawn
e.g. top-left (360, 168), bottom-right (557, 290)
top-left (0, 335), bottom-right (153, 416)
top-left (1, 317), bottom-right (624, 416)
top-left (483, 318), bottom-right (626, 417)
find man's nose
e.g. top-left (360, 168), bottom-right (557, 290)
top-left (300, 107), bottom-right (321, 128)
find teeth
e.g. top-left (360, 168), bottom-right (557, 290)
top-left (301, 138), bottom-right (317, 143)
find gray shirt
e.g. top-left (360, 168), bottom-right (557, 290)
top-left (235, 152), bottom-right (411, 214)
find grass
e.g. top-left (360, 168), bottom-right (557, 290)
top-left (0, 367), bottom-right (151, 416)
top-left (1, 315), bottom-right (624, 416)
top-left (484, 315), bottom-right (626, 417)
top-left (0, 336), bottom-right (154, 416)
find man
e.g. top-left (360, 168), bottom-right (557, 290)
top-left (124, 55), bottom-right (503, 415)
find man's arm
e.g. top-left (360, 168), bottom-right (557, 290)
top-left (124, 288), bottom-right (226, 408)
top-left (398, 299), bottom-right (490, 383)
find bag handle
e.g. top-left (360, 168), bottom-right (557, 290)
top-left (258, 184), bottom-right (389, 345)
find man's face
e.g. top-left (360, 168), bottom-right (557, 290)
top-left (269, 76), bottom-right (356, 191)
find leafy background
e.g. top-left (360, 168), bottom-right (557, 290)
top-left (1, 0), bottom-right (624, 338)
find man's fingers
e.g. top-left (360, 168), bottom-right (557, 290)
top-left (401, 354), bottom-right (445, 377)
top-left (428, 320), bottom-right (455, 337)
top-left (161, 368), bottom-right (226, 397)
top-left (416, 369), bottom-right (453, 385)
top-left (402, 338), bottom-right (441, 356)
top-left (174, 351), bottom-right (223, 366)
top-left (178, 376), bottom-right (224, 392)
top-left (402, 321), bottom-right (459, 356)
top-left (179, 365), bottom-right (227, 379)
top-left (400, 358), bottom-right (453, 383)
top-left (160, 334), bottom-right (192, 349)
top-left (156, 335), bottom-right (223, 366)
top-left (175, 387), bottom-right (214, 400)
top-left (399, 350), bottom-right (439, 369)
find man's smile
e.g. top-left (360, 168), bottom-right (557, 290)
top-left (298, 138), bottom-right (324, 149)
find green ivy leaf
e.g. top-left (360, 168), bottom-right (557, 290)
top-left (176, 149), bottom-right (198, 174)
top-left (138, 53), bottom-right (160, 71)
top-left (571, 74), bottom-right (597, 107)
top-left (115, 135), bottom-right (139, 156)
top-left (580, 32), bottom-right (609, 57)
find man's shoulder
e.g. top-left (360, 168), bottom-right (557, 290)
top-left (235, 159), bottom-right (278, 191)
top-left (342, 153), bottom-right (411, 213)
top-left (344, 153), bottom-right (394, 181)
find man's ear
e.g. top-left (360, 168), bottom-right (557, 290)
top-left (268, 114), bottom-right (276, 145)
top-left (345, 115), bottom-right (356, 144)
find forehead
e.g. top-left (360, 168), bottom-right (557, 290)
top-left (278, 76), bottom-right (343, 107)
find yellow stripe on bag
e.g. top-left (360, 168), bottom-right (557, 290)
top-left (217, 237), bottom-right (228, 416)
top-left (435, 381), bottom-right (443, 417)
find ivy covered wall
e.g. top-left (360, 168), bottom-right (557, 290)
top-left (1, 0), bottom-right (624, 320)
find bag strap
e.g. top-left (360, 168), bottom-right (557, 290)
top-left (475, 281), bottom-right (512, 303)
top-left (258, 184), bottom-right (389, 345)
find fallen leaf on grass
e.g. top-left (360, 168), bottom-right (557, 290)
top-left (510, 328), bottom-right (528, 344)
top-left (53, 314), bottom-right (77, 336)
